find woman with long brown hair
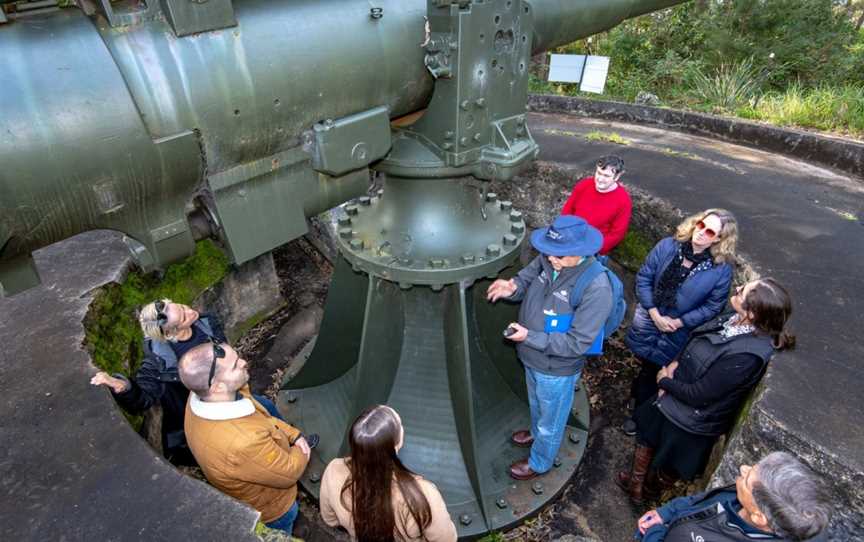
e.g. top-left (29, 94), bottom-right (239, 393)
top-left (320, 405), bottom-right (457, 541)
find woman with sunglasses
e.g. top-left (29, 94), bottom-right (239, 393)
top-left (622, 209), bottom-right (738, 437)
top-left (618, 278), bottom-right (795, 505)
top-left (320, 405), bottom-right (457, 541)
top-left (90, 298), bottom-right (225, 465)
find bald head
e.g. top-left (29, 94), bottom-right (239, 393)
top-left (178, 343), bottom-right (217, 396)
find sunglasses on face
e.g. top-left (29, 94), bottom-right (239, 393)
top-left (208, 341), bottom-right (226, 389)
top-left (696, 220), bottom-right (719, 239)
top-left (154, 301), bottom-right (169, 331)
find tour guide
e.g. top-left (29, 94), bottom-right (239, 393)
top-left (487, 215), bottom-right (613, 481)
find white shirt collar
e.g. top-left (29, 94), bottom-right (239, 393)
top-left (189, 392), bottom-right (256, 420)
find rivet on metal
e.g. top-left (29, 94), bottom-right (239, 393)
top-left (286, 394), bottom-right (297, 403)
top-left (460, 100), bottom-right (471, 110)
top-left (503, 234), bottom-right (517, 246)
top-left (486, 192), bottom-right (498, 202)
top-left (486, 244), bottom-right (501, 256)
top-left (461, 254), bottom-right (475, 264)
top-left (445, 130), bottom-right (455, 140)
top-left (310, 472), bottom-right (321, 483)
top-left (359, 196), bottom-right (372, 206)
top-left (459, 514), bottom-right (472, 526)
top-left (429, 258), bottom-right (445, 268)
top-left (443, 142), bottom-right (453, 150)
top-left (473, 133), bottom-right (482, 142)
top-left (569, 433), bottom-right (580, 444)
top-left (475, 98), bottom-right (486, 108)
top-left (345, 204), bottom-right (359, 216)
top-left (531, 482), bottom-right (544, 495)
top-left (338, 227), bottom-right (354, 239)
top-left (553, 457), bottom-right (562, 468)
top-left (459, 137), bottom-right (468, 146)
top-left (511, 223), bottom-right (525, 234)
top-left (337, 216), bottom-right (352, 226)
top-left (350, 239), bottom-right (364, 250)
top-left (509, 210), bottom-right (523, 222)
top-left (496, 498), bottom-right (508, 509)
top-left (500, 200), bottom-right (513, 211)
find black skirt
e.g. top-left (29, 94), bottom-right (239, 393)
top-left (634, 399), bottom-right (718, 480)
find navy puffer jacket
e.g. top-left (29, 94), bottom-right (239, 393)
top-left (625, 237), bottom-right (732, 366)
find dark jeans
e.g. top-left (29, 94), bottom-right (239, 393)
top-left (266, 501), bottom-right (299, 534)
top-left (630, 360), bottom-right (661, 409)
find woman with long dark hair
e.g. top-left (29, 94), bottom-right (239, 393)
top-left (320, 405), bottom-right (457, 541)
top-left (618, 277), bottom-right (796, 505)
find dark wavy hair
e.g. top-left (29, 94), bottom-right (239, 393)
top-left (341, 405), bottom-right (431, 541)
top-left (743, 277), bottom-right (796, 350)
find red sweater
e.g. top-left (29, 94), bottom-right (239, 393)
top-left (561, 177), bottom-right (632, 255)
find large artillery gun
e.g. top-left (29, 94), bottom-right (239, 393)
top-left (0, 0), bottom-right (686, 536)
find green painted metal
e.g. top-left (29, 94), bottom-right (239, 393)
top-left (310, 106), bottom-right (392, 177)
top-left (160, 0), bottom-right (237, 37)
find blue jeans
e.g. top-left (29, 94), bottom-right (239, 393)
top-left (525, 366), bottom-right (582, 473)
top-left (254, 394), bottom-right (285, 421)
top-left (266, 501), bottom-right (299, 534)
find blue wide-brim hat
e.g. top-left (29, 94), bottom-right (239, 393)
top-left (530, 215), bottom-right (604, 257)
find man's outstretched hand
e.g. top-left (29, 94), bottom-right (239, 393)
top-left (486, 279), bottom-right (517, 302)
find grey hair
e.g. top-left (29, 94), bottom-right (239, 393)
top-left (753, 452), bottom-right (831, 540)
top-left (178, 342), bottom-right (216, 396)
top-left (138, 298), bottom-right (176, 342)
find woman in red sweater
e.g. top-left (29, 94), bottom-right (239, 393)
top-left (561, 155), bottom-right (632, 255)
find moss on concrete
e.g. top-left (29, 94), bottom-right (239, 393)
top-left (611, 229), bottom-right (654, 273)
top-left (83, 240), bottom-right (229, 428)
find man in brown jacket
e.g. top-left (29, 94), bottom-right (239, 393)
top-left (179, 342), bottom-right (310, 535)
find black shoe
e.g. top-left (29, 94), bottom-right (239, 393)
top-left (621, 419), bottom-right (637, 437)
top-left (306, 433), bottom-right (320, 449)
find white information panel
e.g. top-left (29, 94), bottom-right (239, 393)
top-left (548, 54), bottom-right (586, 83)
top-left (579, 55), bottom-right (610, 94)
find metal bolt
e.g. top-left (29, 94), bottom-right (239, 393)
top-left (473, 133), bottom-right (482, 142)
top-left (496, 498), bottom-right (508, 509)
top-left (486, 244), bottom-right (501, 256)
top-left (569, 433), bottom-right (580, 444)
top-left (459, 514), bottom-right (472, 526)
top-left (337, 216), bottom-right (352, 226)
top-left (503, 234), bottom-right (517, 246)
top-left (429, 259), bottom-right (445, 268)
top-left (475, 98), bottom-right (486, 108)
top-left (461, 254), bottom-right (475, 264)
top-left (511, 223), bottom-right (525, 234)
top-left (377, 189), bottom-right (384, 197)
top-left (486, 192), bottom-right (498, 202)
top-left (310, 472), bottom-right (321, 483)
top-left (449, 40), bottom-right (458, 50)
top-left (399, 282), bottom-right (412, 290)
top-left (431, 283), bottom-right (444, 292)
top-left (286, 394), bottom-right (297, 403)
top-left (460, 137), bottom-right (469, 146)
top-left (445, 130), bottom-right (454, 140)
top-left (345, 204), bottom-right (359, 215)
top-left (350, 239), bottom-right (364, 250)
top-left (531, 482), bottom-right (544, 495)
top-left (338, 227), bottom-right (354, 239)
top-left (500, 200), bottom-right (513, 211)
top-left (509, 210), bottom-right (523, 222)
top-left (460, 100), bottom-right (471, 110)
top-left (553, 457), bottom-right (562, 468)
top-left (443, 142), bottom-right (453, 150)
top-left (359, 196), bottom-right (372, 206)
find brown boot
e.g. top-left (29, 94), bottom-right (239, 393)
top-left (616, 444), bottom-right (654, 506)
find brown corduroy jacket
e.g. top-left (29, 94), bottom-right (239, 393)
top-left (184, 386), bottom-right (309, 523)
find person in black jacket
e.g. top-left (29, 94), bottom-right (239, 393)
top-left (635, 452), bottom-right (830, 541)
top-left (618, 277), bottom-right (795, 504)
top-left (90, 299), bottom-right (225, 465)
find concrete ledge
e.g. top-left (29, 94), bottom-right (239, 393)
top-left (528, 94), bottom-right (864, 180)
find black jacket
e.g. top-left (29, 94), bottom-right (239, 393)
top-left (113, 315), bottom-right (224, 460)
top-left (656, 314), bottom-right (775, 436)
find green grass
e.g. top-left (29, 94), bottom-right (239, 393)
top-left (83, 240), bottom-right (229, 427)
top-left (478, 532), bottom-right (506, 542)
top-left (612, 229), bottom-right (655, 273)
top-left (736, 84), bottom-right (864, 137)
top-left (584, 131), bottom-right (630, 145)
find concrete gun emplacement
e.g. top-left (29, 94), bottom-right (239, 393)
top-left (0, 0), bottom-right (686, 535)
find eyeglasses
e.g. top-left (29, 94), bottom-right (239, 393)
top-left (154, 301), bottom-right (169, 332)
top-left (208, 341), bottom-right (226, 388)
top-left (696, 220), bottom-right (718, 239)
